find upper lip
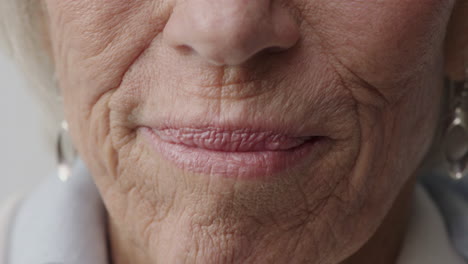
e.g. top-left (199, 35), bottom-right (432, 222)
top-left (142, 113), bottom-right (329, 152)
top-left (151, 119), bottom-right (321, 138)
top-left (136, 102), bottom-right (335, 148)
top-left (151, 127), bottom-right (316, 152)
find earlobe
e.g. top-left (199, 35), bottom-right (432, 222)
top-left (444, 0), bottom-right (468, 81)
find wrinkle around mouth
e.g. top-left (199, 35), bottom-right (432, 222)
top-left (175, 60), bottom-right (283, 100)
top-left (177, 78), bottom-right (277, 101)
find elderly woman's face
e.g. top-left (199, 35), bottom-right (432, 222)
top-left (44, 0), bottom-right (459, 263)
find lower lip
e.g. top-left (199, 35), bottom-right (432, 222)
top-left (141, 127), bottom-right (323, 179)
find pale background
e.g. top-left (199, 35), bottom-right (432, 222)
top-left (0, 52), bottom-right (54, 203)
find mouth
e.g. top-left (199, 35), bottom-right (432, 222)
top-left (141, 126), bottom-right (327, 179)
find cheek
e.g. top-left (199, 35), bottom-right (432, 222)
top-left (323, 0), bottom-right (453, 93)
top-left (290, 0), bottom-right (452, 194)
top-left (44, 0), bottom-right (169, 115)
top-left (44, 0), bottom-right (172, 158)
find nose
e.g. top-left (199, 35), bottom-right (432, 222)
top-left (163, 0), bottom-right (300, 66)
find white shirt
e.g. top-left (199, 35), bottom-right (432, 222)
top-left (397, 185), bottom-right (465, 264)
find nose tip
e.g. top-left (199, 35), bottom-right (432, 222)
top-left (163, 0), bottom-right (299, 66)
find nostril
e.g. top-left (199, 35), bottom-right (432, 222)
top-left (175, 44), bottom-right (194, 55)
top-left (263, 46), bottom-right (289, 54)
top-left (257, 46), bottom-right (293, 59)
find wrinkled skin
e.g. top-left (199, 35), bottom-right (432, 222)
top-left (42, 0), bottom-right (467, 263)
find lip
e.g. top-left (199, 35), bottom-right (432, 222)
top-left (141, 126), bottom-right (326, 179)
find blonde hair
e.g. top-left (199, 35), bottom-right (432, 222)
top-left (0, 0), bottom-right (61, 123)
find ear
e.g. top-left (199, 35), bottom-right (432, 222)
top-left (445, 0), bottom-right (468, 81)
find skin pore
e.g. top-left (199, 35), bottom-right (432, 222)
top-left (41, 0), bottom-right (466, 263)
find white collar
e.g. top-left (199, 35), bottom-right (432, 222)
top-left (8, 160), bottom-right (109, 264)
top-left (396, 185), bottom-right (465, 264)
top-left (7, 161), bottom-right (464, 264)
